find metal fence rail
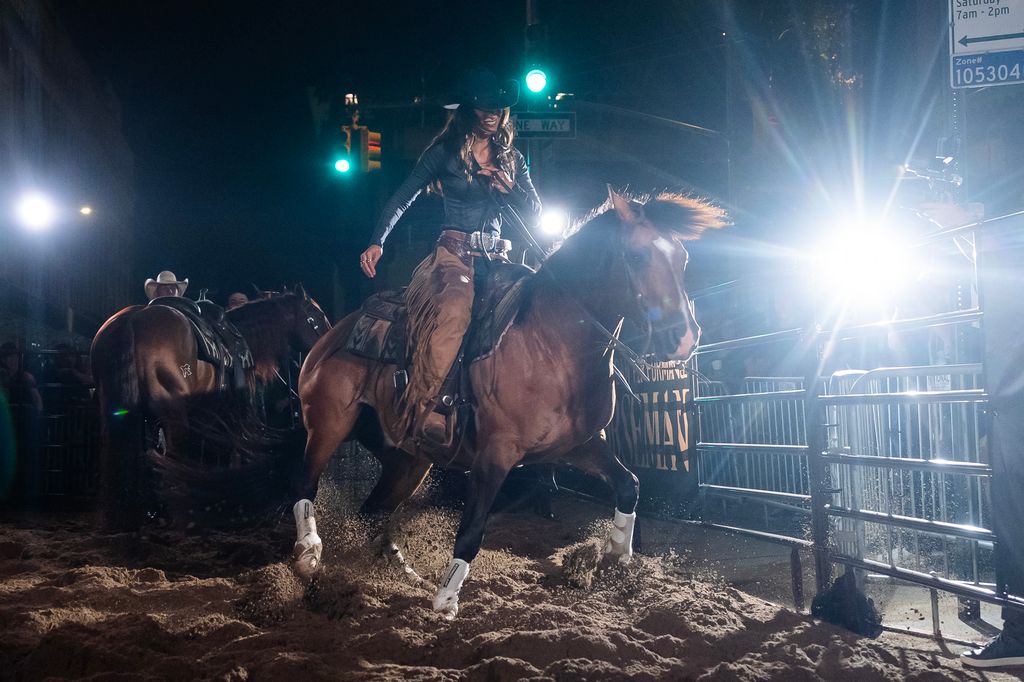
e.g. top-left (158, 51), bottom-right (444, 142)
top-left (825, 365), bottom-right (992, 589)
top-left (683, 210), bottom-right (1024, 637)
top-left (695, 375), bottom-right (811, 539)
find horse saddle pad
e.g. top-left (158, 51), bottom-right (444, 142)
top-left (149, 297), bottom-right (254, 373)
top-left (344, 262), bottom-right (533, 365)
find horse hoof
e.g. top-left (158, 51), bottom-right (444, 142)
top-left (432, 591), bottom-right (460, 620)
top-left (292, 532), bottom-right (322, 581)
top-left (379, 540), bottom-right (428, 587)
top-left (432, 589), bottom-right (458, 611)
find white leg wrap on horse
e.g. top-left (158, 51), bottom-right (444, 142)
top-left (603, 509), bottom-right (636, 563)
top-left (291, 499), bottom-right (322, 580)
top-left (293, 499), bottom-right (317, 538)
top-left (433, 558), bottom-right (470, 618)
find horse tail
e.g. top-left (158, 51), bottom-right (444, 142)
top-left (115, 318), bottom-right (140, 408)
top-left (96, 316), bottom-right (149, 528)
top-left (147, 389), bottom-right (302, 526)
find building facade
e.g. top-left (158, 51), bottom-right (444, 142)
top-left (0, 0), bottom-right (134, 342)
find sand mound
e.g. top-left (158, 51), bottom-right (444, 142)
top-left (0, 488), bottom-right (1011, 681)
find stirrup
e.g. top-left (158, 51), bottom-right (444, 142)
top-left (408, 408), bottom-right (454, 450)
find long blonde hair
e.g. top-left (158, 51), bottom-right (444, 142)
top-left (423, 106), bottom-right (516, 194)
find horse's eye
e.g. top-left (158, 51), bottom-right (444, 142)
top-left (629, 251), bottom-right (648, 266)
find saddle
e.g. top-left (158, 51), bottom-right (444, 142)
top-left (148, 296), bottom-right (254, 390)
top-left (344, 261), bottom-right (533, 413)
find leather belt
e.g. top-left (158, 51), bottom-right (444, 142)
top-left (437, 229), bottom-right (512, 266)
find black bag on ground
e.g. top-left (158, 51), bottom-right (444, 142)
top-left (811, 569), bottom-right (883, 638)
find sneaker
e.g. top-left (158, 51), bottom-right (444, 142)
top-left (961, 633), bottom-right (1024, 668)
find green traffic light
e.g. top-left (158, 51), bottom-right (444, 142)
top-left (334, 158), bottom-right (351, 173)
top-left (525, 68), bottom-right (548, 93)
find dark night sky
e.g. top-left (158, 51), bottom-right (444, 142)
top-left (53, 1), bottom-right (738, 306)
top-left (53, 1), bottom-right (1022, 310)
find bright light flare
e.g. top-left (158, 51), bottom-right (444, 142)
top-left (808, 221), bottom-right (922, 309)
top-left (540, 208), bottom-right (568, 236)
top-left (15, 192), bottom-right (57, 231)
top-left (79, 205), bottom-right (93, 216)
top-left (334, 159), bottom-right (351, 173)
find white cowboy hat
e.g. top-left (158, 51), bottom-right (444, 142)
top-left (144, 270), bottom-right (189, 299)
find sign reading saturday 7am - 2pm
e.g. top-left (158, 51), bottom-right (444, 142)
top-left (950, 0), bottom-right (1024, 88)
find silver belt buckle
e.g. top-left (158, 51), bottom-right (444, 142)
top-left (470, 231), bottom-right (496, 252)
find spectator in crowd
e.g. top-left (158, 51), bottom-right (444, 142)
top-left (50, 343), bottom-right (93, 403)
top-left (144, 270), bottom-right (189, 301)
top-left (0, 342), bottom-right (43, 412)
top-left (226, 292), bottom-right (249, 310)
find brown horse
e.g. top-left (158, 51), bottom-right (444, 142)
top-left (91, 286), bottom-right (330, 526)
top-left (292, 190), bottom-right (725, 617)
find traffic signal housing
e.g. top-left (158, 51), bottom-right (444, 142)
top-left (335, 125), bottom-right (354, 174)
top-left (524, 21), bottom-right (550, 95)
top-left (365, 130), bottom-right (381, 172)
top-left (339, 125), bottom-right (382, 174)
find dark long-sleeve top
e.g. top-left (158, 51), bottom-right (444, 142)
top-left (369, 142), bottom-right (542, 248)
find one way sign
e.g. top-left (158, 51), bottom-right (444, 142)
top-left (512, 112), bottom-right (577, 139)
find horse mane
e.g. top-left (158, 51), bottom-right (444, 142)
top-left (566, 190), bottom-right (728, 241)
top-left (526, 190), bottom-right (728, 324)
top-left (643, 192), bottom-right (730, 239)
top-left (227, 294), bottom-right (297, 380)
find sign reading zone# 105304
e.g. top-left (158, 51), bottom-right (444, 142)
top-left (949, 0), bottom-right (1024, 88)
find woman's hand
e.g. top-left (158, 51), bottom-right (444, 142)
top-left (360, 245), bottom-right (383, 278)
top-left (476, 167), bottom-right (513, 194)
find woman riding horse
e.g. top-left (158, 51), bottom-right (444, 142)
top-left (358, 67), bottom-right (542, 450)
top-left (294, 185), bottom-right (725, 617)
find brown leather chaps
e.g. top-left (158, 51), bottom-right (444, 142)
top-left (399, 242), bottom-right (474, 441)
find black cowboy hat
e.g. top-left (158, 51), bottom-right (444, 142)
top-left (444, 67), bottom-right (519, 110)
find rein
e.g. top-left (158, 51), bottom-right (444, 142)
top-left (485, 181), bottom-right (653, 381)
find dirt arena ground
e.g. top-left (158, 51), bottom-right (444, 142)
top-left (1, 480), bottom-right (1020, 681)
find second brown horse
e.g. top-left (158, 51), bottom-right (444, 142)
top-left (292, 189), bottom-right (726, 617)
top-left (91, 287), bottom-right (330, 526)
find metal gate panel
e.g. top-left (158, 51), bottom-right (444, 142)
top-left (823, 364), bottom-right (994, 590)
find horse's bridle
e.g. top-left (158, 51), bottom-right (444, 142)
top-left (616, 236), bottom-right (693, 360)
top-left (299, 298), bottom-right (330, 337)
top-left (537, 247), bottom-right (655, 381)
top-left (617, 246), bottom-right (654, 347)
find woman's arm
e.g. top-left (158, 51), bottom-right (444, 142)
top-left (507, 150), bottom-right (542, 224)
top-left (367, 144), bottom-right (446, 248)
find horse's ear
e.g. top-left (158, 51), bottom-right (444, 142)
top-left (282, 284), bottom-right (292, 295)
top-left (608, 186), bottom-right (640, 224)
top-left (294, 283), bottom-right (308, 300)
